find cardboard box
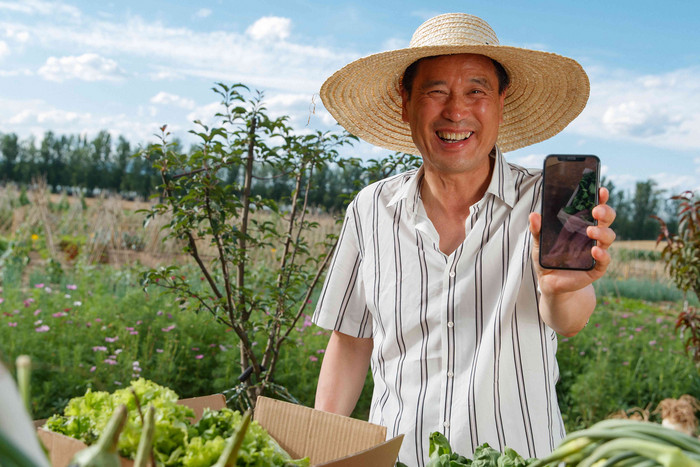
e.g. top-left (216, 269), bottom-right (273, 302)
top-left (254, 396), bottom-right (403, 467)
top-left (36, 395), bottom-right (403, 467)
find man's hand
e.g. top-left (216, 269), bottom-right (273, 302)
top-left (528, 187), bottom-right (617, 336)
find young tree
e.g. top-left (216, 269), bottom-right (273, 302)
top-left (141, 83), bottom-right (358, 409)
top-left (654, 191), bottom-right (700, 365)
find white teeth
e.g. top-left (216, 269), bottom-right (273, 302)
top-left (437, 131), bottom-right (473, 142)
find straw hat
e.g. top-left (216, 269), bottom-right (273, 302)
top-left (320, 13), bottom-right (590, 154)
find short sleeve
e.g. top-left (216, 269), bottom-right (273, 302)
top-left (312, 201), bottom-right (372, 338)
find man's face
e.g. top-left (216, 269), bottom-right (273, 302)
top-left (401, 54), bottom-right (506, 176)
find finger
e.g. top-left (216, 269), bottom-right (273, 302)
top-left (598, 187), bottom-right (610, 205)
top-left (592, 203), bottom-right (616, 228)
top-left (587, 225), bottom-right (617, 249)
top-left (591, 243), bottom-right (612, 272)
top-left (528, 212), bottom-right (541, 244)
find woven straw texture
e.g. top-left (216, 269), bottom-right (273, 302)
top-left (320, 13), bottom-right (590, 154)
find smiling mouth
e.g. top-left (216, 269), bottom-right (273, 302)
top-left (437, 130), bottom-right (473, 143)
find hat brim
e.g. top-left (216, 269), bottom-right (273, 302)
top-left (320, 45), bottom-right (590, 154)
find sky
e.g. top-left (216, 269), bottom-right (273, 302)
top-left (1, 0), bottom-right (699, 195)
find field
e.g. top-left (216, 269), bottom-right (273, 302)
top-left (0, 187), bottom-right (698, 435)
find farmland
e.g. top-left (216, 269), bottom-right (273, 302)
top-left (0, 186), bottom-right (697, 434)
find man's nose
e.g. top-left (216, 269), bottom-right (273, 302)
top-left (441, 94), bottom-right (470, 121)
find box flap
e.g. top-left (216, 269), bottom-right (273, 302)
top-left (254, 396), bottom-right (389, 465)
top-left (317, 435), bottom-right (404, 467)
top-left (178, 393), bottom-right (226, 420)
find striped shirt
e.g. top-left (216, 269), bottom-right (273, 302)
top-left (312, 147), bottom-right (564, 467)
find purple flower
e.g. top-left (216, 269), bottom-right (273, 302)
top-left (23, 298), bottom-right (35, 307)
top-left (0, 298), bottom-right (4, 304)
top-left (195, 354), bottom-right (204, 360)
top-left (156, 348), bottom-right (164, 353)
top-left (33, 309), bottom-right (42, 316)
top-left (92, 346), bottom-right (107, 352)
top-left (7, 322), bottom-right (17, 327)
top-left (35, 325), bottom-right (50, 332)
top-left (649, 340), bottom-right (657, 346)
top-left (52, 312), bottom-right (68, 318)
top-left (161, 324), bottom-right (176, 332)
top-left (35, 283), bottom-right (44, 289)
top-left (89, 366), bottom-right (96, 372)
top-left (105, 336), bottom-right (118, 343)
top-left (316, 349), bottom-right (325, 354)
top-left (104, 358), bottom-right (118, 365)
top-left (309, 356), bottom-right (318, 362)
top-left (66, 284), bottom-right (77, 290)
top-left (656, 317), bottom-right (663, 324)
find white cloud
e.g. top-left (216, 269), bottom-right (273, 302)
top-left (570, 66), bottom-right (700, 151)
top-left (3, 25), bottom-right (30, 43)
top-left (38, 53), bottom-right (125, 82)
top-left (0, 40), bottom-right (8, 58)
top-left (150, 91), bottom-right (196, 109)
top-left (0, 0), bottom-right (81, 18)
top-left (5, 15), bottom-right (354, 93)
top-left (508, 153), bottom-right (546, 169)
top-left (246, 16), bottom-right (291, 42)
top-left (651, 172), bottom-right (700, 193)
top-left (195, 8), bottom-right (212, 19)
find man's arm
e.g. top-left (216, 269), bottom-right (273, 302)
top-left (315, 330), bottom-right (373, 416)
top-left (529, 187), bottom-right (617, 337)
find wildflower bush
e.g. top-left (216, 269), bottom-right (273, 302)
top-left (556, 297), bottom-right (699, 431)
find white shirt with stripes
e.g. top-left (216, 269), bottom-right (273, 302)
top-left (312, 147), bottom-right (565, 467)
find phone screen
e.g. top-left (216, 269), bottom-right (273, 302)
top-left (539, 155), bottom-right (600, 270)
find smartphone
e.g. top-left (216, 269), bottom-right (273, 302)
top-left (539, 154), bottom-right (600, 270)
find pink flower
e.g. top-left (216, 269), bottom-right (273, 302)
top-left (161, 324), bottom-right (176, 332)
top-left (130, 330), bottom-right (138, 335)
top-left (649, 340), bottom-right (657, 346)
top-left (309, 356), bottom-right (318, 362)
top-left (35, 325), bottom-right (50, 332)
top-left (0, 298), bottom-right (4, 304)
top-left (89, 366), bottom-right (96, 372)
top-left (52, 312), bottom-right (68, 318)
top-left (105, 336), bottom-right (118, 343)
top-left (66, 284), bottom-right (77, 290)
top-left (191, 347), bottom-right (199, 351)
top-left (23, 298), bottom-right (35, 307)
top-left (316, 349), bottom-right (325, 354)
top-left (195, 354), bottom-right (204, 360)
top-left (156, 349), bottom-right (164, 353)
top-left (104, 358), bottom-right (118, 365)
top-left (35, 283), bottom-right (44, 289)
top-left (7, 322), bottom-right (17, 327)
top-left (92, 346), bottom-right (107, 352)
top-left (33, 309), bottom-right (42, 316)
top-left (656, 317), bottom-right (663, 324)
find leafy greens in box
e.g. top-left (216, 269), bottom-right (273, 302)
top-left (45, 378), bottom-right (309, 466)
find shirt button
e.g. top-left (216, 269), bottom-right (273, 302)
top-left (449, 271), bottom-right (455, 277)
top-left (447, 371), bottom-right (454, 378)
top-left (447, 321), bottom-right (454, 328)
top-left (443, 421), bottom-right (450, 428)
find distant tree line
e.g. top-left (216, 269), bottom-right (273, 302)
top-left (0, 130), bottom-right (683, 239)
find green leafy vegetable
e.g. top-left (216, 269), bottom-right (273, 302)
top-left (426, 432), bottom-right (534, 466)
top-left (46, 379), bottom-right (310, 467)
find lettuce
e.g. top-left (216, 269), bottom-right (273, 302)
top-left (45, 379), bottom-right (309, 466)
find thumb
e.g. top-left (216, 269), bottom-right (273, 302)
top-left (528, 212), bottom-right (541, 246)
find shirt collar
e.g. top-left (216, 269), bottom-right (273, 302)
top-left (386, 145), bottom-right (517, 215)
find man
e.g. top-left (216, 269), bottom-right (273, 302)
top-left (312, 13), bottom-right (616, 467)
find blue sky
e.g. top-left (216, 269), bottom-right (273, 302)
top-left (1, 0), bottom-right (699, 194)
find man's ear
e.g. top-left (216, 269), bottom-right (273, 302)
top-left (498, 87), bottom-right (508, 124)
top-left (400, 87), bottom-right (410, 123)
